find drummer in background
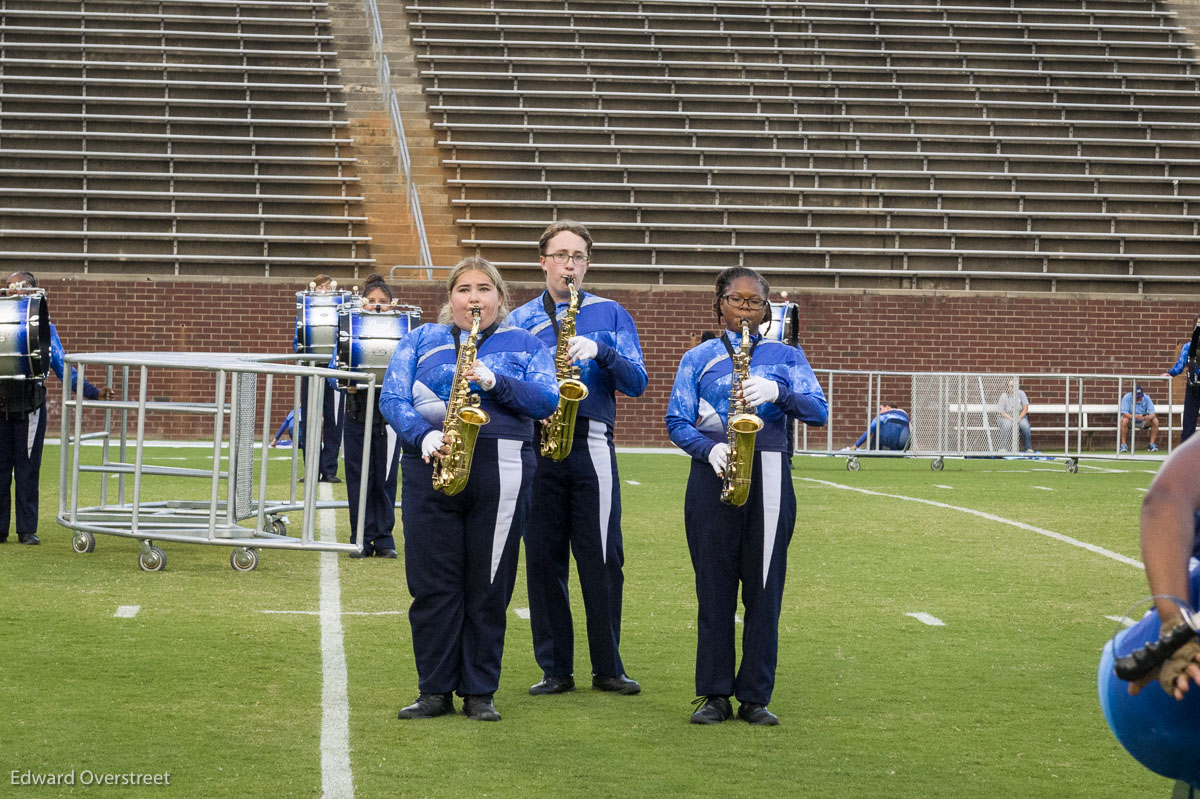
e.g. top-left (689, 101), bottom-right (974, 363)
top-left (380, 257), bottom-right (558, 722)
top-left (1, 271), bottom-right (113, 546)
top-left (665, 266), bottom-right (827, 726)
top-left (294, 273), bottom-right (344, 483)
top-left (508, 220), bottom-right (648, 697)
top-left (340, 274), bottom-right (401, 559)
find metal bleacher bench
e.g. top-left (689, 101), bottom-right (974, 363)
top-left (948, 402), bottom-right (1186, 449)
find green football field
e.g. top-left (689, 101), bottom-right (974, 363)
top-left (0, 447), bottom-right (1175, 798)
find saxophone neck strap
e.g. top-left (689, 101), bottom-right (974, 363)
top-left (541, 289), bottom-right (585, 336)
top-left (452, 321), bottom-right (499, 357)
top-left (720, 330), bottom-right (760, 363)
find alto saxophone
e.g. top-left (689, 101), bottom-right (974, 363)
top-left (432, 306), bottom-right (491, 496)
top-left (720, 319), bottom-right (764, 506)
top-left (540, 276), bottom-right (590, 461)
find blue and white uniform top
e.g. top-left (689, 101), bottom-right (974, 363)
top-left (1120, 392), bottom-right (1156, 416)
top-left (50, 324), bottom-right (101, 400)
top-left (1167, 342), bottom-right (1199, 380)
top-left (854, 408), bottom-right (910, 449)
top-left (665, 329), bottom-right (828, 460)
top-left (507, 290), bottom-right (648, 429)
top-left (379, 321), bottom-right (559, 451)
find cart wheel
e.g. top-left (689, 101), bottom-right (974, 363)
top-left (1066, 458), bottom-right (1079, 474)
top-left (138, 545), bottom-right (166, 572)
top-left (231, 547), bottom-right (259, 572)
top-left (270, 519), bottom-right (287, 536)
top-left (846, 456), bottom-right (861, 472)
top-left (72, 531), bottom-right (96, 554)
top-left (931, 457), bottom-right (945, 472)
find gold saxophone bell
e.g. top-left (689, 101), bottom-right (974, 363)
top-left (432, 307), bottom-right (491, 495)
top-left (540, 276), bottom-right (589, 461)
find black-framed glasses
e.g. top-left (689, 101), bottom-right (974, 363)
top-left (543, 252), bottom-right (589, 266)
top-left (721, 294), bottom-right (767, 311)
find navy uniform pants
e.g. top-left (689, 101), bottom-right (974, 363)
top-left (1183, 385), bottom-right (1199, 443)
top-left (0, 405), bottom-right (47, 537)
top-left (343, 414), bottom-right (400, 555)
top-left (299, 379), bottom-right (344, 478)
top-left (684, 450), bottom-right (796, 706)
top-left (400, 437), bottom-right (535, 697)
top-left (524, 417), bottom-right (626, 679)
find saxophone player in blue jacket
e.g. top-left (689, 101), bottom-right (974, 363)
top-left (380, 257), bottom-right (559, 723)
top-left (508, 221), bottom-right (648, 698)
top-left (665, 267), bottom-right (828, 726)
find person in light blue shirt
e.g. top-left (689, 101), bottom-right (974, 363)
top-left (508, 220), bottom-right (647, 698)
top-left (1, 271), bottom-right (112, 546)
top-left (665, 266), bottom-right (827, 727)
top-left (850, 403), bottom-right (911, 451)
top-left (1120, 384), bottom-right (1160, 453)
top-left (1161, 313), bottom-right (1200, 443)
top-left (380, 257), bottom-right (558, 723)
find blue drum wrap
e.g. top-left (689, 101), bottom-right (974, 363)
top-left (336, 305), bottom-right (421, 386)
top-left (763, 301), bottom-right (799, 346)
top-left (295, 290), bottom-right (352, 356)
top-left (0, 292), bottom-right (50, 380)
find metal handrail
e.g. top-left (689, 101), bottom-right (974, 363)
top-left (362, 0), bottom-right (434, 278)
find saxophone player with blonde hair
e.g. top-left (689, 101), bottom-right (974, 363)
top-left (379, 257), bottom-right (558, 722)
top-left (508, 221), bottom-right (648, 698)
top-left (665, 267), bottom-right (828, 727)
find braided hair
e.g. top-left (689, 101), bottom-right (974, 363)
top-left (712, 266), bottom-right (771, 325)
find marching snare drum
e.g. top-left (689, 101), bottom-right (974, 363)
top-left (763, 301), bottom-right (800, 346)
top-left (336, 304), bottom-right (421, 386)
top-left (295, 289), bottom-right (353, 357)
top-left (0, 291), bottom-right (50, 380)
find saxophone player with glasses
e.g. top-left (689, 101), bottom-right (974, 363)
top-left (665, 267), bottom-right (827, 726)
top-left (379, 257), bottom-right (558, 722)
top-left (509, 221), bottom-right (648, 697)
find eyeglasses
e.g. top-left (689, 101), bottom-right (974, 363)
top-left (721, 294), bottom-right (767, 311)
top-left (543, 252), bottom-right (589, 266)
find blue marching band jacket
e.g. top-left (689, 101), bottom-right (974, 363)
top-left (665, 328), bottom-right (828, 461)
top-left (379, 321), bottom-right (560, 452)
top-left (507, 290), bottom-right (648, 427)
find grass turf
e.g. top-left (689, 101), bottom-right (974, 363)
top-left (0, 447), bottom-right (1173, 797)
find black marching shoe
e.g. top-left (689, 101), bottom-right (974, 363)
top-left (462, 694), bottom-right (501, 722)
top-left (319, 474), bottom-right (342, 484)
top-left (17, 533), bottom-right (40, 546)
top-left (737, 702), bottom-right (780, 726)
top-left (396, 693), bottom-right (454, 719)
top-left (376, 549), bottom-right (398, 559)
top-left (0, 532), bottom-right (7, 543)
top-left (348, 549), bottom-right (372, 559)
top-left (529, 675), bottom-right (575, 695)
top-left (689, 696), bottom-right (733, 725)
top-left (592, 673), bottom-right (641, 695)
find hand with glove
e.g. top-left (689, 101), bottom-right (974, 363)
top-left (465, 360), bottom-right (497, 391)
top-left (1130, 623), bottom-right (1200, 699)
top-left (421, 430), bottom-right (447, 463)
top-left (567, 335), bottom-right (598, 364)
top-left (741, 376), bottom-right (780, 407)
top-left (708, 442), bottom-right (730, 477)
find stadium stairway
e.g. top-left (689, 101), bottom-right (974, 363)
top-left (398, 0), bottom-right (1200, 292)
top-left (0, 0), bottom-right (373, 279)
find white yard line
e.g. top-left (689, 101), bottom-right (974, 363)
top-left (513, 607), bottom-right (531, 620)
top-left (906, 612), bottom-right (945, 626)
top-left (259, 610), bottom-right (403, 616)
top-left (1032, 486), bottom-right (1054, 491)
top-left (113, 605), bottom-right (140, 618)
top-left (318, 483), bottom-right (354, 799)
top-left (797, 477), bottom-right (1144, 570)
top-left (1106, 615), bottom-right (1137, 628)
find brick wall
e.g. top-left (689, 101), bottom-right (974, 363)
top-left (41, 275), bottom-right (1199, 447)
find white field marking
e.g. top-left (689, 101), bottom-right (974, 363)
top-left (318, 483), bottom-right (354, 799)
top-left (113, 605), bottom-right (140, 618)
top-left (1106, 615), bottom-right (1137, 628)
top-left (735, 613), bottom-right (743, 624)
top-left (625, 480), bottom-right (642, 485)
top-left (934, 484), bottom-right (954, 489)
top-left (797, 477), bottom-right (1144, 570)
top-left (513, 607), bottom-right (531, 620)
top-left (906, 612), bottom-right (945, 627)
top-left (1136, 488), bottom-right (1149, 493)
top-left (1075, 463), bottom-right (1133, 475)
top-left (259, 610), bottom-right (403, 616)
top-left (1032, 486), bottom-right (1054, 491)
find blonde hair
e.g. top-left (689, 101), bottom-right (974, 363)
top-left (437, 257), bottom-right (510, 325)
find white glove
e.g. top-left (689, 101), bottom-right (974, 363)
top-left (741, 376), bottom-right (779, 406)
top-left (472, 362), bottom-right (497, 391)
top-left (567, 336), bottom-right (598, 363)
top-left (421, 430), bottom-right (445, 459)
top-left (708, 442), bottom-right (730, 476)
